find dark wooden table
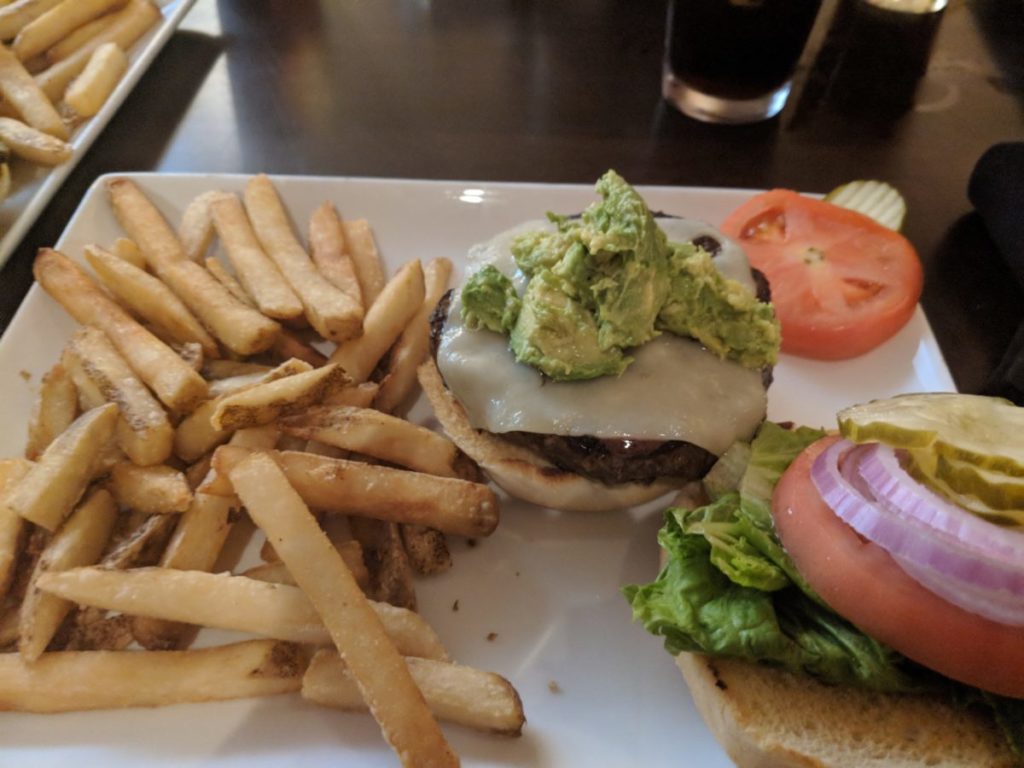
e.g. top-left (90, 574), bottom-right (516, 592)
top-left (1, 0), bottom-right (1022, 394)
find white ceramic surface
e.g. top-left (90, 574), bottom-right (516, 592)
top-left (0, 174), bottom-right (956, 767)
top-left (0, 0), bottom-right (198, 271)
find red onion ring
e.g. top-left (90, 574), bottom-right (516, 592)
top-left (810, 439), bottom-right (1024, 623)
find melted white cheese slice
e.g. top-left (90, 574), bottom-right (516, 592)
top-left (436, 217), bottom-right (768, 456)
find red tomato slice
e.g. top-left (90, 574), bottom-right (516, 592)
top-left (772, 435), bottom-right (1024, 699)
top-left (721, 190), bottom-right (923, 360)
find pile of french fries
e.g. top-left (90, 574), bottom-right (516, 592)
top-left (0, 173), bottom-right (525, 766)
top-left (0, 0), bottom-right (163, 201)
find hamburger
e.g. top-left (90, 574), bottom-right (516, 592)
top-left (626, 393), bottom-right (1024, 767)
top-left (420, 170), bottom-right (781, 512)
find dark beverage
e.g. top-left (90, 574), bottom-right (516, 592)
top-left (666, 0), bottom-right (823, 101)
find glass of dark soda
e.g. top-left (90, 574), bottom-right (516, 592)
top-left (663, 0), bottom-right (823, 124)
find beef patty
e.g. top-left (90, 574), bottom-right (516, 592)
top-left (430, 236), bottom-right (772, 486)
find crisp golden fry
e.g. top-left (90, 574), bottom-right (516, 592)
top-left (173, 358), bottom-right (312, 462)
top-left (229, 453), bottom-right (457, 766)
top-left (44, 11), bottom-right (116, 63)
top-left (401, 524), bottom-right (452, 576)
top-left (0, 0), bottom-right (62, 41)
top-left (34, 249), bottom-right (209, 412)
top-left (64, 40), bottom-right (127, 118)
top-left (211, 363), bottom-right (351, 431)
top-left (304, 651), bottom-right (525, 736)
top-left (13, 0), bottom-right (124, 63)
top-left (19, 487), bottom-right (117, 661)
top-left (278, 405), bottom-right (461, 478)
top-left (309, 201), bottom-right (363, 307)
top-left (64, 327), bottom-right (174, 466)
top-left (35, 0), bottom-right (159, 103)
top-left (323, 380), bottom-right (380, 408)
top-left (107, 177), bottom-right (280, 356)
top-left (37, 567), bottom-right (449, 660)
top-left (0, 38), bottom-right (66, 138)
top-left (178, 190), bottom-right (228, 262)
top-left (375, 257), bottom-right (452, 412)
top-left (107, 463), bottom-right (192, 515)
top-left (82, 243), bottom-right (219, 362)
top-left (131, 491), bottom-right (235, 650)
top-left (212, 193), bottom-right (304, 320)
top-left (350, 517), bottom-right (416, 611)
top-left (25, 361), bottom-right (77, 460)
top-left (243, 174), bottom-right (362, 341)
top-left (0, 459), bottom-right (32, 601)
top-left (329, 259), bottom-right (425, 383)
top-left (204, 256), bottom-right (253, 305)
top-left (272, 328), bottom-right (328, 367)
top-left (342, 218), bottom-right (387, 308)
top-left (0, 639), bottom-right (305, 712)
top-left (100, 513), bottom-right (175, 569)
top-left (244, 538), bottom-right (370, 589)
top-left (205, 447), bottom-right (499, 538)
top-left (2, 403), bottom-right (117, 531)
top-left (0, 115), bottom-right (69, 164)
top-left (225, 425), bottom-right (279, 451)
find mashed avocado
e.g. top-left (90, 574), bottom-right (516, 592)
top-left (460, 170), bottom-right (780, 381)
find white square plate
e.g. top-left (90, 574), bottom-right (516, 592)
top-left (0, 174), bottom-right (955, 767)
top-left (0, 0), bottom-right (198, 271)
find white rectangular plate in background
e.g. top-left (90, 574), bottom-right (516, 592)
top-left (0, 175), bottom-right (955, 767)
top-left (0, 0), bottom-right (198, 271)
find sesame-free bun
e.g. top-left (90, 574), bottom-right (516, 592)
top-left (417, 358), bottom-right (677, 512)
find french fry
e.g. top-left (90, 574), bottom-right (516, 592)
top-left (342, 218), bottom-right (387, 308)
top-left (64, 327), bottom-right (174, 467)
top-left (63, 611), bottom-right (134, 651)
top-left (110, 235), bottom-right (144, 268)
top-left (400, 524), bottom-right (452, 577)
top-left (174, 340), bottom-right (204, 372)
top-left (278, 405), bottom-right (461, 478)
top-left (35, 0), bottom-right (159, 103)
top-left (107, 178), bottom-right (280, 356)
top-left (100, 513), bottom-right (175, 569)
top-left (228, 453), bottom-right (458, 766)
top-left (0, 115), bottom-right (69, 164)
top-left (226, 424), bottom-right (280, 451)
top-left (0, 639), bottom-right (305, 712)
top-left (309, 201), bottom-right (363, 307)
top-left (350, 518), bottom-right (416, 611)
top-left (0, 0), bottom-right (63, 41)
top-left (131, 491), bottom-right (235, 650)
top-left (211, 193), bottom-right (304, 320)
top-left (0, 458), bottom-right (32, 601)
top-left (44, 11), bottom-right (116, 63)
top-left (272, 328), bottom-right (329, 367)
top-left (34, 249), bottom-right (209, 412)
top-left (0, 39), bottom-right (66, 138)
top-left (37, 567), bottom-right (449, 660)
top-left (204, 256), bottom-right (252, 305)
top-left (25, 361), bottom-right (77, 459)
top-left (304, 651), bottom-right (525, 736)
top-left (2, 403), bottom-right (117, 531)
top-left (85, 245), bottom-right (219, 357)
top-left (13, 0), bottom-right (124, 63)
top-left (107, 463), bottom-right (192, 514)
top-left (244, 538), bottom-right (370, 589)
top-left (211, 363), bottom-right (351, 431)
top-left (323, 380), bottom-right (380, 408)
top-left (243, 174), bottom-right (362, 342)
top-left (19, 486), bottom-right (117, 661)
top-left (205, 447), bottom-right (499, 538)
top-left (375, 257), bottom-right (452, 413)
top-left (178, 190), bottom-right (228, 262)
top-left (64, 40), bottom-right (127, 118)
top-left (0, 603), bottom-right (19, 649)
top-left (173, 358), bottom-right (312, 462)
top-left (329, 259), bottom-right (425, 383)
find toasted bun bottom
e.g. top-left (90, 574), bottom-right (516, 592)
top-left (677, 653), bottom-right (1015, 768)
top-left (417, 358), bottom-right (678, 512)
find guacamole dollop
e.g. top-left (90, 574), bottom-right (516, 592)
top-left (460, 170), bottom-right (780, 381)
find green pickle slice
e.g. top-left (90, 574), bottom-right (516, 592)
top-left (904, 452), bottom-right (1024, 526)
top-left (838, 393), bottom-right (1024, 479)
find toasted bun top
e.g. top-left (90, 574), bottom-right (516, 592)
top-left (418, 358), bottom-right (677, 512)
